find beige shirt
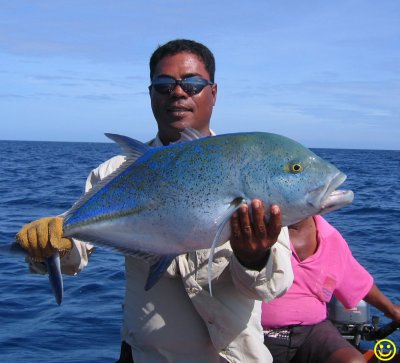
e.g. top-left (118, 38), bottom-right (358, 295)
top-left (32, 133), bottom-right (293, 363)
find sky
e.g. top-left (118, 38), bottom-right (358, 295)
top-left (0, 0), bottom-right (399, 150)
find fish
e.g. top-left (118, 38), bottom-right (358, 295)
top-left (61, 128), bottom-right (354, 296)
top-left (3, 129), bottom-right (353, 303)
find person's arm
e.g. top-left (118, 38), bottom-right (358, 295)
top-left (363, 284), bottom-right (400, 323)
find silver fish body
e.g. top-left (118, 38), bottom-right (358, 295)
top-left (5, 130), bottom-right (354, 302)
top-left (62, 130), bottom-right (353, 291)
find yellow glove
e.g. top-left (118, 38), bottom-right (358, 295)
top-left (16, 217), bottom-right (72, 261)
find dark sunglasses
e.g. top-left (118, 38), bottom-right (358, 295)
top-left (149, 76), bottom-right (214, 96)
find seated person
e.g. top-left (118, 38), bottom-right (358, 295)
top-left (262, 215), bottom-right (400, 363)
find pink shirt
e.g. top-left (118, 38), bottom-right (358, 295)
top-left (262, 215), bottom-right (373, 328)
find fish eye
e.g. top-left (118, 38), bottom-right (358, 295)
top-left (285, 163), bottom-right (304, 173)
top-left (291, 163), bottom-right (303, 173)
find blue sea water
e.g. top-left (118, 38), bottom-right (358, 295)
top-left (0, 140), bottom-right (399, 362)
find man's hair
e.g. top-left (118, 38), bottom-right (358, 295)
top-left (149, 39), bottom-right (216, 82)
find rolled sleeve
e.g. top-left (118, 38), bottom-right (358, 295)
top-left (59, 240), bottom-right (95, 275)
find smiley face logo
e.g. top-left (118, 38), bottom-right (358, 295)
top-left (374, 339), bottom-right (397, 361)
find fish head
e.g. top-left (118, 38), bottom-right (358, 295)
top-left (249, 133), bottom-right (354, 226)
top-left (306, 163), bottom-right (354, 215)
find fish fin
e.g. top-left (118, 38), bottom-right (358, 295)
top-left (207, 197), bottom-right (245, 296)
top-left (105, 133), bottom-right (151, 160)
top-left (57, 231), bottom-right (171, 292)
top-left (44, 251), bottom-right (63, 305)
top-left (173, 128), bottom-right (210, 143)
top-left (145, 255), bottom-right (176, 290)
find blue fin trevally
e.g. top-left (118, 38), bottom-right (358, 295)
top-left (4, 129), bottom-right (353, 303)
top-left (63, 128), bottom-right (353, 296)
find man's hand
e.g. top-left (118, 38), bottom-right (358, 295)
top-left (364, 284), bottom-right (400, 324)
top-left (230, 199), bottom-right (282, 271)
top-left (16, 217), bottom-right (72, 261)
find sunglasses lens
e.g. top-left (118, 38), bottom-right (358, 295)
top-left (151, 76), bottom-right (212, 95)
top-left (152, 78), bottom-right (175, 94)
top-left (181, 78), bottom-right (207, 95)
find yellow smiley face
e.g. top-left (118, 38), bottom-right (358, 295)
top-left (374, 339), bottom-right (397, 361)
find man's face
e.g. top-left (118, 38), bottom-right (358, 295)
top-left (150, 52), bottom-right (217, 144)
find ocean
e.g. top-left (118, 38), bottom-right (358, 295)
top-left (0, 140), bottom-right (399, 362)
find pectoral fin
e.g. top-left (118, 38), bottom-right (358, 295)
top-left (207, 198), bottom-right (245, 295)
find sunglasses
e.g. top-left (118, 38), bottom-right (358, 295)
top-left (149, 76), bottom-right (214, 96)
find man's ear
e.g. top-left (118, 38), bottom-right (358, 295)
top-left (212, 83), bottom-right (217, 106)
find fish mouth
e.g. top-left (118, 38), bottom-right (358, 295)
top-left (320, 189), bottom-right (354, 214)
top-left (309, 172), bottom-right (354, 214)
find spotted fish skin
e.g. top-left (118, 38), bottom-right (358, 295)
top-left (62, 129), bottom-right (353, 290)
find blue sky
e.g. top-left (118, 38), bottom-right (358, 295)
top-left (1, 0), bottom-right (399, 149)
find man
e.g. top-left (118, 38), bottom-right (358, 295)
top-left (262, 215), bottom-right (400, 363)
top-left (17, 39), bottom-right (293, 363)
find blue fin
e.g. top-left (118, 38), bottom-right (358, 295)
top-left (207, 197), bottom-right (245, 296)
top-left (0, 242), bottom-right (63, 305)
top-left (105, 133), bottom-right (151, 159)
top-left (176, 128), bottom-right (210, 142)
top-left (145, 255), bottom-right (176, 290)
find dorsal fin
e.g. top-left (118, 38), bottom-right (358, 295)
top-left (105, 133), bottom-right (151, 159)
top-left (172, 128), bottom-right (210, 144)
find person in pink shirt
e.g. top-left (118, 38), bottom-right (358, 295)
top-left (262, 215), bottom-right (400, 363)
